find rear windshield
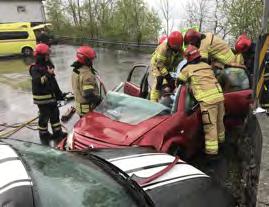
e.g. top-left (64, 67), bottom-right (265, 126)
top-left (215, 67), bottom-right (250, 92)
top-left (95, 91), bottom-right (170, 125)
top-left (6, 139), bottom-right (138, 207)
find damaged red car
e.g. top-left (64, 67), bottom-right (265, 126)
top-left (60, 64), bottom-right (253, 159)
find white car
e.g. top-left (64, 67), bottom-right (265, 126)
top-left (0, 139), bottom-right (234, 206)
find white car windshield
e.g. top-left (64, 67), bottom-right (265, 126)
top-left (95, 91), bottom-right (170, 125)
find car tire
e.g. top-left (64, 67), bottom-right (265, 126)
top-left (22, 47), bottom-right (33, 56)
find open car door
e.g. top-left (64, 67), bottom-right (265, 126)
top-left (216, 66), bottom-right (253, 120)
top-left (122, 64), bottom-right (150, 98)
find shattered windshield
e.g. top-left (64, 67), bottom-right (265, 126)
top-left (95, 91), bottom-right (170, 125)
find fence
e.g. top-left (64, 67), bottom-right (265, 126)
top-left (55, 36), bottom-right (158, 52)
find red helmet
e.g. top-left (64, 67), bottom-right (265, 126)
top-left (158, 34), bottom-right (168, 45)
top-left (168, 31), bottom-right (183, 50)
top-left (34, 43), bottom-right (50, 57)
top-left (184, 29), bottom-right (201, 45)
top-left (184, 45), bottom-right (201, 63)
top-left (76, 46), bottom-right (96, 64)
top-left (235, 33), bottom-right (251, 53)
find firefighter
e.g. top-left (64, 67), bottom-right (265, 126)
top-left (150, 31), bottom-right (184, 102)
top-left (184, 29), bottom-right (235, 67)
top-left (177, 45), bottom-right (225, 156)
top-left (71, 45), bottom-right (100, 116)
top-left (37, 29), bottom-right (50, 46)
top-left (233, 33), bottom-right (252, 66)
top-left (29, 43), bottom-right (66, 144)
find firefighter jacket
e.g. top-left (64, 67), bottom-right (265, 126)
top-left (178, 62), bottom-right (224, 104)
top-left (199, 33), bottom-right (235, 65)
top-left (72, 65), bottom-right (100, 115)
top-left (29, 63), bottom-right (63, 105)
top-left (151, 41), bottom-right (183, 77)
top-left (234, 53), bottom-right (245, 65)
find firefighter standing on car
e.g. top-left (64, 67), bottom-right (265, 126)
top-left (71, 45), bottom-right (100, 116)
top-left (150, 31), bottom-right (184, 102)
top-left (29, 43), bottom-right (67, 144)
top-left (177, 45), bottom-right (225, 156)
top-left (233, 33), bottom-right (252, 66)
top-left (184, 29), bottom-right (235, 68)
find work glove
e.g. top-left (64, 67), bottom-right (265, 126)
top-left (164, 73), bottom-right (175, 91)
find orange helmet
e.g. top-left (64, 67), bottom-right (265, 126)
top-left (184, 45), bottom-right (201, 63)
top-left (168, 31), bottom-right (183, 50)
top-left (76, 46), bottom-right (96, 64)
top-left (184, 29), bottom-right (201, 45)
top-left (235, 33), bottom-right (251, 53)
top-left (34, 43), bottom-right (50, 57)
top-left (158, 34), bottom-right (168, 44)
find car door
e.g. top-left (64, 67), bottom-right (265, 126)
top-left (123, 64), bottom-right (150, 98)
top-left (216, 67), bottom-right (253, 118)
top-left (180, 85), bottom-right (203, 156)
top-left (164, 85), bottom-right (202, 158)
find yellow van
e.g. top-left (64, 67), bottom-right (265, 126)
top-left (0, 22), bottom-right (51, 56)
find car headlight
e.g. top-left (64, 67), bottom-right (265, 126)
top-left (66, 129), bottom-right (74, 150)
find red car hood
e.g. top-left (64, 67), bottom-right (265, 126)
top-left (74, 112), bottom-right (169, 145)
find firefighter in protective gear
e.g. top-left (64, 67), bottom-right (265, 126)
top-left (29, 43), bottom-right (66, 144)
top-left (178, 45), bottom-right (225, 155)
top-left (150, 31), bottom-right (184, 102)
top-left (71, 46), bottom-right (100, 116)
top-left (233, 33), bottom-right (252, 65)
top-left (184, 29), bottom-right (235, 67)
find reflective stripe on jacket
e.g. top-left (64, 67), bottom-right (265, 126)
top-left (29, 64), bottom-right (60, 105)
top-left (234, 53), bottom-right (244, 65)
top-left (72, 65), bottom-right (99, 115)
top-left (199, 33), bottom-right (235, 65)
top-left (151, 41), bottom-right (183, 77)
top-left (178, 62), bottom-right (224, 104)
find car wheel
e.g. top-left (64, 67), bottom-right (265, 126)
top-left (22, 47), bottom-right (33, 56)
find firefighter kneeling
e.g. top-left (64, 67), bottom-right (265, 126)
top-left (178, 45), bottom-right (225, 157)
top-left (29, 43), bottom-right (67, 144)
top-left (71, 46), bottom-right (100, 116)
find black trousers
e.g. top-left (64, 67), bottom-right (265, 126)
top-left (37, 103), bottom-right (61, 135)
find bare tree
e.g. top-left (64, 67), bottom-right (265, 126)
top-left (159, 0), bottom-right (174, 35)
top-left (184, 0), bottom-right (212, 32)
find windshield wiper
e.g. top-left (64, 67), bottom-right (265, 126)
top-left (76, 151), bottom-right (155, 207)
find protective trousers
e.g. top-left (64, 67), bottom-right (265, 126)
top-left (200, 101), bottom-right (225, 155)
top-left (150, 75), bottom-right (168, 102)
top-left (37, 103), bottom-right (62, 137)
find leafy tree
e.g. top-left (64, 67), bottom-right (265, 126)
top-left (45, 0), bottom-right (161, 43)
top-left (224, 0), bottom-right (263, 40)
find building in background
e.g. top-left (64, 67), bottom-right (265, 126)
top-left (0, 0), bottom-right (46, 24)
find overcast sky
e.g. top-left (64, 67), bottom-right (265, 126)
top-left (145, 0), bottom-right (189, 32)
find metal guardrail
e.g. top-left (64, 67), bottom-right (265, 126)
top-left (55, 35), bottom-right (158, 49)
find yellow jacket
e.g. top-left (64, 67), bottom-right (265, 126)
top-left (72, 66), bottom-right (99, 115)
top-left (234, 53), bottom-right (244, 65)
top-left (151, 41), bottom-right (183, 77)
top-left (178, 62), bottom-right (224, 104)
top-left (199, 33), bottom-right (235, 65)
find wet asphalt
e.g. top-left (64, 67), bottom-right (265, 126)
top-left (0, 44), bottom-right (151, 142)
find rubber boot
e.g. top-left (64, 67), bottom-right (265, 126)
top-left (205, 153), bottom-right (221, 167)
top-left (39, 131), bottom-right (52, 146)
top-left (52, 130), bottom-right (68, 141)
